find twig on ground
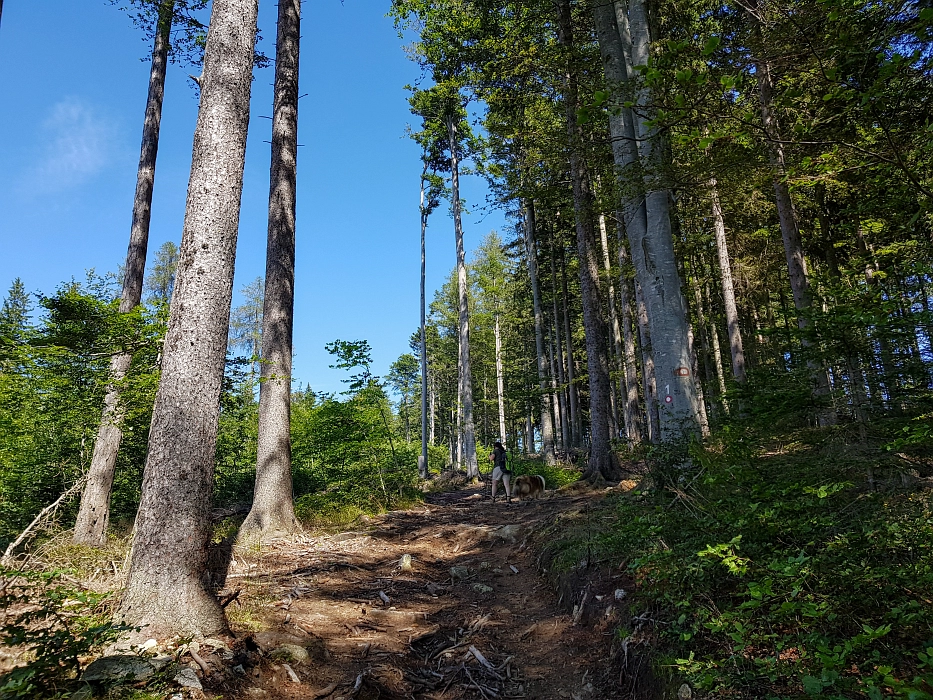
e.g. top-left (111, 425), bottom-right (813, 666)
top-left (219, 589), bottom-right (241, 609)
top-left (311, 682), bottom-right (338, 698)
top-left (463, 665), bottom-right (499, 699)
top-left (188, 648), bottom-right (210, 675)
top-left (282, 662), bottom-right (301, 683)
top-left (2, 476), bottom-right (86, 565)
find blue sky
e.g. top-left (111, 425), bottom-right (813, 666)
top-left (0, 0), bottom-right (505, 394)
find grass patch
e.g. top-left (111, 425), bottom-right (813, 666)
top-left (508, 455), bottom-right (583, 490)
top-left (29, 531), bottom-right (131, 591)
top-left (294, 489), bottom-right (423, 530)
top-left (542, 425), bottom-right (933, 699)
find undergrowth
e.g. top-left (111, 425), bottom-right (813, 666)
top-left (0, 568), bottom-right (127, 699)
top-left (543, 424), bottom-right (933, 699)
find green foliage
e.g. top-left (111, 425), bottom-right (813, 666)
top-left (504, 454), bottom-right (580, 490)
top-left (0, 569), bottom-right (129, 699)
top-left (543, 425), bottom-right (933, 698)
top-left (0, 275), bottom-right (163, 549)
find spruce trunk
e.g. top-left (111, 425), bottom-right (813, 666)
top-left (419, 171), bottom-right (429, 478)
top-left (710, 178), bottom-right (746, 383)
top-left (447, 115), bottom-right (478, 478)
top-left (523, 199), bottom-right (557, 464)
top-left (556, 0), bottom-right (618, 481)
top-left (615, 219), bottom-right (644, 444)
top-left (119, 0), bottom-right (258, 639)
top-left (74, 1), bottom-right (174, 546)
top-left (754, 56), bottom-right (835, 423)
top-left (494, 314), bottom-right (507, 442)
top-left (239, 0), bottom-right (300, 543)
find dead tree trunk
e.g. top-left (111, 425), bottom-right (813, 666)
top-left (119, 0), bottom-right (258, 639)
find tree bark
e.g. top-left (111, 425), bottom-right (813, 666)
top-left (634, 278), bottom-right (660, 442)
top-left (494, 314), bottom-right (507, 441)
top-left (754, 54), bottom-right (835, 424)
top-left (599, 213), bottom-right (630, 443)
top-left (119, 0), bottom-right (258, 639)
top-left (597, 0), bottom-right (701, 442)
top-left (522, 199), bottom-right (557, 464)
top-left (419, 166), bottom-right (430, 479)
top-left (550, 246), bottom-right (571, 452)
top-left (447, 114), bottom-right (479, 478)
top-left (559, 243), bottom-right (582, 447)
top-left (239, 0), bottom-right (300, 543)
top-left (74, 1), bottom-right (174, 547)
top-left (556, 0), bottom-right (618, 482)
top-left (615, 219), bottom-right (644, 444)
top-left (710, 178), bottom-right (747, 383)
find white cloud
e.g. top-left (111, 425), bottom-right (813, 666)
top-left (27, 98), bottom-right (117, 191)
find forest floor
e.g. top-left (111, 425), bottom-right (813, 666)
top-left (207, 481), bottom-right (635, 700)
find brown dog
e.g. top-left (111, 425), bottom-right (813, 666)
top-left (512, 474), bottom-right (545, 501)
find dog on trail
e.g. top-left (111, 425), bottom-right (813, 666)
top-left (512, 474), bottom-right (545, 502)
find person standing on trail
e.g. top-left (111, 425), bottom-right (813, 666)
top-left (489, 441), bottom-right (512, 504)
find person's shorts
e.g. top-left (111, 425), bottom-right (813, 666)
top-left (492, 466), bottom-right (511, 481)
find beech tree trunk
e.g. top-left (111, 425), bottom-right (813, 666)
top-left (710, 178), bottom-right (747, 383)
top-left (556, 0), bottom-right (618, 482)
top-left (74, 1), bottom-right (174, 547)
top-left (239, 0), bottom-right (300, 543)
top-left (119, 0), bottom-right (258, 639)
top-left (447, 114), bottom-right (479, 478)
top-left (635, 278), bottom-right (660, 441)
top-left (523, 199), bottom-right (557, 464)
top-left (597, 0), bottom-right (701, 442)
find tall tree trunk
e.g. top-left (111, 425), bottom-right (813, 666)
top-left (119, 0), bottom-right (258, 639)
top-left (634, 278), bottom-right (660, 442)
top-left (754, 54), bottom-right (836, 424)
top-left (559, 243), bottom-right (582, 447)
top-left (523, 199), bottom-right (557, 464)
top-left (599, 213), bottom-right (629, 443)
top-left (239, 0), bottom-right (300, 543)
top-left (556, 0), bottom-right (619, 482)
top-left (494, 314), bottom-right (507, 441)
top-left (710, 178), bottom-right (747, 383)
top-left (550, 247), bottom-right (571, 451)
top-left (429, 371), bottom-right (436, 445)
top-left (597, 0), bottom-right (700, 443)
top-left (703, 282), bottom-right (730, 410)
top-left (419, 165), bottom-right (430, 478)
top-left (616, 219), bottom-right (644, 444)
top-left (74, 1), bottom-right (174, 547)
top-left (547, 339), bottom-right (563, 452)
top-left (447, 114), bottom-right (479, 478)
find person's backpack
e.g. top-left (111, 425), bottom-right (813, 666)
top-left (500, 449), bottom-right (513, 475)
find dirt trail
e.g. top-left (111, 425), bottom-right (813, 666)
top-left (212, 484), bottom-right (629, 700)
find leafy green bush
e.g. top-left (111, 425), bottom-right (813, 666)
top-left (542, 426), bottom-right (933, 698)
top-left (504, 454), bottom-right (581, 490)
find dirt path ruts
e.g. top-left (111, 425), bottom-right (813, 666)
top-left (212, 484), bottom-right (627, 700)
